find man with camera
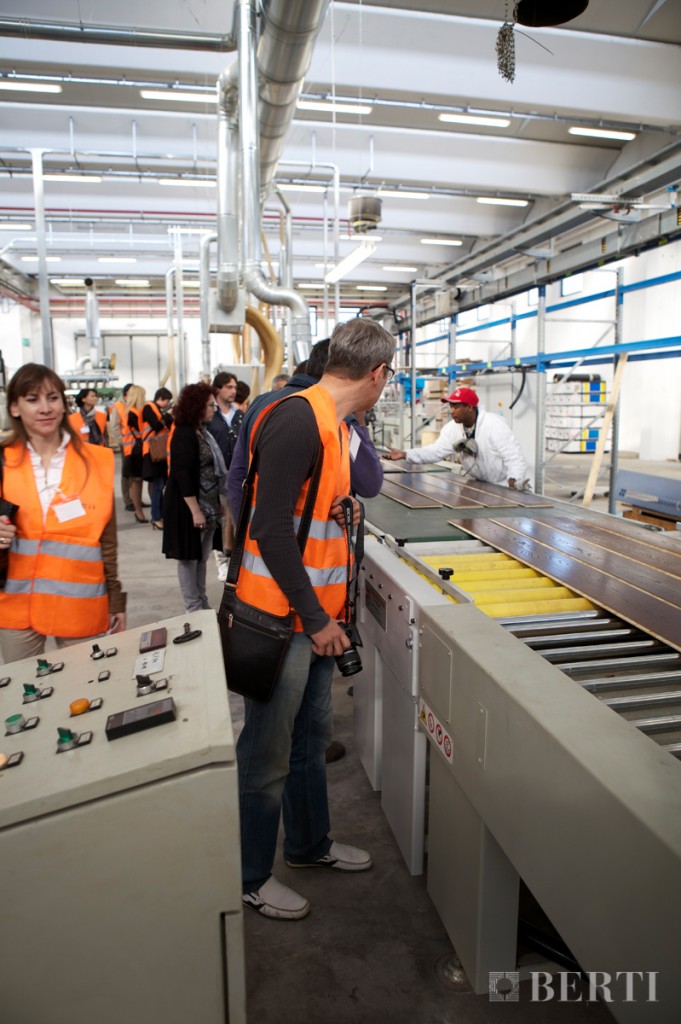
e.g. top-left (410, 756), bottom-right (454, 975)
top-left (237, 319), bottom-right (395, 922)
top-left (387, 385), bottom-right (530, 490)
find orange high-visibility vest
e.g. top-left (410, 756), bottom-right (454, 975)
top-left (68, 408), bottom-right (107, 445)
top-left (166, 422), bottom-right (176, 472)
top-left (121, 405), bottom-right (142, 456)
top-left (235, 384), bottom-right (351, 633)
top-left (141, 401), bottom-right (170, 458)
top-left (0, 440), bottom-right (114, 638)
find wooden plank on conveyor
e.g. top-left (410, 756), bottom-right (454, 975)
top-left (380, 478), bottom-right (443, 508)
top-left (529, 512), bottom-right (681, 579)
top-left (380, 458), bottom-right (449, 473)
top-left (453, 478), bottom-right (554, 509)
top-left (496, 516), bottom-right (681, 610)
top-left (394, 473), bottom-right (488, 510)
top-left (450, 517), bottom-right (681, 653)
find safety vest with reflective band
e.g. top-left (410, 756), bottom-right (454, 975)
top-left (0, 440), bottom-right (114, 638)
top-left (121, 405), bottom-right (142, 456)
top-left (166, 422), bottom-right (176, 472)
top-left (236, 384), bottom-right (351, 633)
top-left (68, 408), bottom-right (107, 445)
top-left (141, 401), bottom-right (169, 458)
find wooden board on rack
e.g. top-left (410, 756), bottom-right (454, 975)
top-left (450, 515), bottom-right (681, 653)
top-left (394, 473), bottom-right (488, 510)
top-left (380, 478), bottom-right (443, 509)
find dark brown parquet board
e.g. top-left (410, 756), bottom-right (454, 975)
top-left (452, 478), bottom-right (554, 509)
top-left (380, 459), bottom-right (445, 473)
top-left (394, 474), bottom-right (488, 510)
top-left (452, 517), bottom-right (681, 653)
top-left (380, 478), bottom-right (443, 509)
top-left (496, 516), bottom-right (681, 609)
top-left (529, 512), bottom-right (681, 579)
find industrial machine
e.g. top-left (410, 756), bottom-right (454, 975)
top-left (0, 611), bottom-right (245, 1024)
top-left (357, 471), bottom-right (681, 1023)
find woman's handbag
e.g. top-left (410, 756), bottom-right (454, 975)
top-left (0, 450), bottom-right (19, 591)
top-left (148, 433), bottom-right (168, 462)
top-left (217, 416), bottom-right (323, 703)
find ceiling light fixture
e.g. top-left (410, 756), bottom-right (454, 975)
top-left (181, 280), bottom-right (201, 288)
top-left (0, 222), bottom-right (33, 231)
top-left (297, 99), bottom-right (373, 116)
top-left (376, 189), bottom-right (429, 200)
top-left (158, 178), bottom-right (216, 188)
top-left (43, 173), bottom-right (103, 183)
top-left (278, 183), bottom-right (327, 194)
top-left (356, 285), bottom-right (387, 291)
top-left (324, 239), bottom-right (377, 284)
top-left (568, 126), bottom-right (636, 141)
top-left (98, 257), bottom-right (137, 264)
top-left (439, 113), bottom-right (511, 128)
top-left (140, 89), bottom-right (211, 103)
top-left (0, 81), bottom-right (62, 94)
top-left (476, 196), bottom-right (529, 207)
top-left (297, 283), bottom-right (326, 289)
top-left (382, 265), bottom-right (418, 272)
top-left (115, 279), bottom-right (150, 287)
top-left (420, 238), bottom-right (463, 246)
top-left (22, 255), bottom-right (61, 263)
top-left (50, 278), bottom-right (87, 286)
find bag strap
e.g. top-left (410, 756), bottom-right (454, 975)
top-left (225, 406), bottom-right (324, 590)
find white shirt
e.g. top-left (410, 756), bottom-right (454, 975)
top-left (27, 432), bottom-right (71, 520)
top-left (406, 406), bottom-right (529, 487)
top-left (217, 404), bottom-right (237, 427)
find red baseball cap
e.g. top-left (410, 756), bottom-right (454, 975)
top-left (441, 386), bottom-right (479, 406)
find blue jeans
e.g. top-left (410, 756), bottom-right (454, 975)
top-left (237, 632), bottom-right (335, 893)
top-left (150, 477), bottom-right (165, 522)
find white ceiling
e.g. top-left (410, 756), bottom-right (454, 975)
top-left (0, 0), bottom-right (680, 315)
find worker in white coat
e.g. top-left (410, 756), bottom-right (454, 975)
top-left (387, 385), bottom-right (530, 490)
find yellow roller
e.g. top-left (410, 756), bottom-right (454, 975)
top-left (463, 577), bottom-right (556, 593)
top-left (481, 598), bottom-right (594, 618)
top-left (473, 586), bottom-right (575, 606)
top-left (449, 568), bottom-right (539, 582)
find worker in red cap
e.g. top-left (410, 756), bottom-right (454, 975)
top-left (387, 385), bottom-right (530, 489)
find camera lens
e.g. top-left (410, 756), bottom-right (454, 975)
top-left (335, 646), bottom-right (363, 677)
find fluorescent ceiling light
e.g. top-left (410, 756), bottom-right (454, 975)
top-left (140, 89), bottom-right (210, 103)
top-left (43, 173), bottom-right (102, 183)
top-left (377, 189), bottom-right (429, 200)
top-left (298, 283), bottom-right (326, 289)
top-left (420, 238), bottom-right (463, 246)
top-left (98, 257), bottom-right (137, 264)
top-left (278, 183), bottom-right (327, 194)
top-left (569, 126), bottom-right (636, 141)
top-left (356, 285), bottom-right (387, 291)
top-left (181, 280), bottom-right (201, 288)
top-left (383, 265), bottom-right (418, 272)
top-left (51, 278), bottom-right (87, 286)
top-left (476, 196), bottom-right (529, 207)
top-left (115, 279), bottom-right (150, 287)
top-left (0, 222), bottom-right (33, 230)
top-left (439, 113), bottom-right (510, 128)
top-left (325, 239), bottom-right (376, 284)
top-left (0, 81), bottom-right (62, 94)
top-left (158, 177), bottom-right (216, 188)
top-left (297, 99), bottom-right (372, 116)
top-left (22, 255), bottom-right (61, 263)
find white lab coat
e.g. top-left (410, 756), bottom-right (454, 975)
top-left (405, 406), bottom-right (529, 487)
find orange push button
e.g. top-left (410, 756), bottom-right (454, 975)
top-left (70, 698), bottom-right (91, 716)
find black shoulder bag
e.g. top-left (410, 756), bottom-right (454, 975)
top-left (0, 448), bottom-right (20, 590)
top-left (217, 420), bottom-right (324, 703)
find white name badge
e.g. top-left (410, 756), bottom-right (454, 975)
top-left (53, 498), bottom-right (86, 523)
top-left (80, 425), bottom-right (90, 434)
top-left (349, 426), bottom-right (361, 461)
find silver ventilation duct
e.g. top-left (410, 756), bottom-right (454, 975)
top-left (217, 0), bottom-right (329, 361)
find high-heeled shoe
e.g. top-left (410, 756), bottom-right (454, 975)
top-left (134, 512), bottom-right (149, 523)
top-left (151, 520), bottom-right (163, 530)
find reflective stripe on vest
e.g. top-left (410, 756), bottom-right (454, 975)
top-left (5, 578), bottom-right (107, 599)
top-left (12, 537), bottom-right (102, 562)
top-left (235, 385), bottom-right (351, 631)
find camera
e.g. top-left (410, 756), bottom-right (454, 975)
top-left (335, 621), bottom-right (363, 677)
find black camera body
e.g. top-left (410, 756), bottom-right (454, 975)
top-left (335, 621), bottom-right (363, 677)
top-left (0, 499), bottom-right (19, 591)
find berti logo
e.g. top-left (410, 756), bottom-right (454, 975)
top-left (489, 971), bottom-right (659, 1004)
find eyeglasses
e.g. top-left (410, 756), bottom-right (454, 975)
top-left (372, 363), bottom-right (395, 382)
top-left (207, 402), bottom-right (217, 408)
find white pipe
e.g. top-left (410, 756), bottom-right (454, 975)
top-left (200, 231), bottom-right (218, 378)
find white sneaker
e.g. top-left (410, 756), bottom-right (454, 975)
top-left (242, 875), bottom-right (310, 920)
top-left (217, 563), bottom-right (228, 582)
top-left (285, 840), bottom-right (372, 872)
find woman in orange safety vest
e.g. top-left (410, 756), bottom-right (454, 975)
top-left (141, 387), bottom-right (173, 530)
top-left (121, 383), bottom-right (147, 523)
top-left (0, 363), bottom-right (126, 664)
top-left (68, 387), bottom-right (108, 446)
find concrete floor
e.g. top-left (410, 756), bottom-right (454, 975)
top-left (111, 453), bottom-right (681, 1023)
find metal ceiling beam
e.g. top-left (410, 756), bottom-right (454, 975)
top-left (0, 17), bottom-right (235, 52)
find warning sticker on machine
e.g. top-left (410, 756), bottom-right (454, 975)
top-left (418, 698), bottom-right (454, 765)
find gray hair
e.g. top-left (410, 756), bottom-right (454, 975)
top-left (325, 319), bottom-right (395, 380)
